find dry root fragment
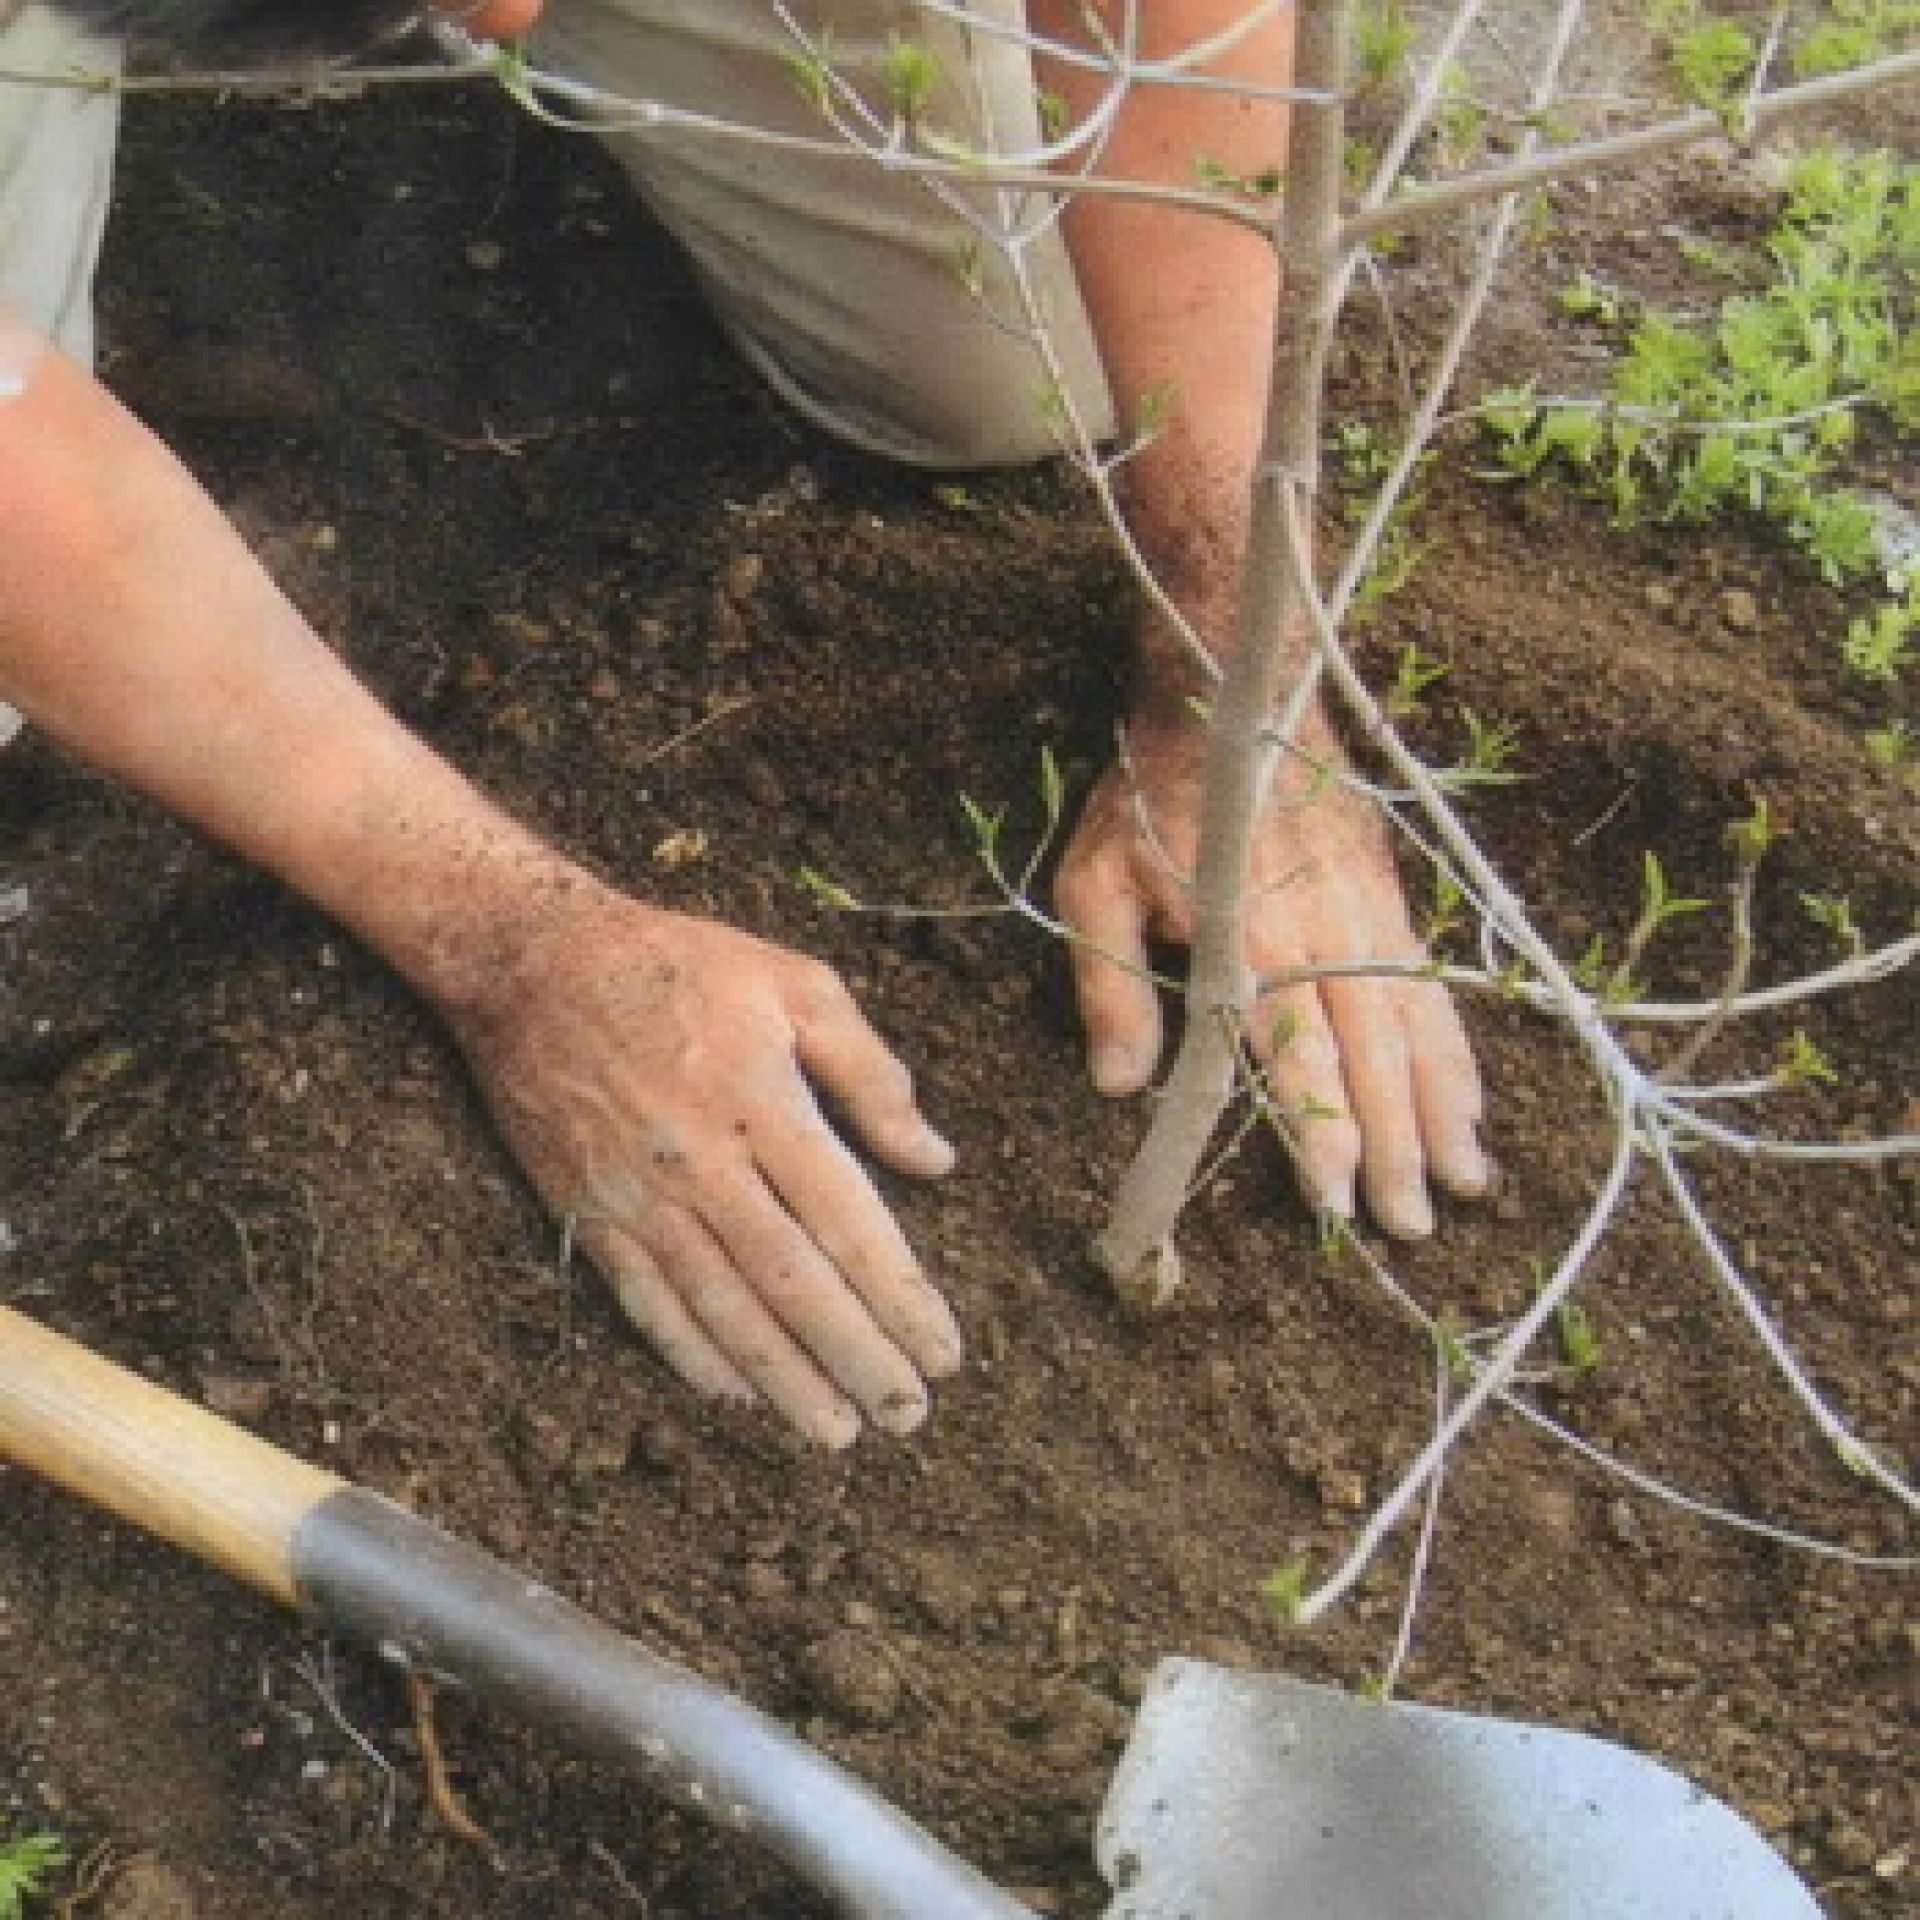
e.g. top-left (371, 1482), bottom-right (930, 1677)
top-left (406, 1670), bottom-right (494, 1851)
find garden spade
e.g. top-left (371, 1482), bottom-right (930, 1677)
top-left (1, 1305), bottom-right (1821, 1920)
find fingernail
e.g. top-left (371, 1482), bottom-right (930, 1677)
top-left (811, 1402), bottom-right (862, 1451)
top-left (1091, 1043), bottom-right (1146, 1096)
top-left (1443, 1142), bottom-right (1494, 1198)
top-left (1382, 1192), bottom-right (1435, 1240)
top-left (872, 1385), bottom-right (931, 1437)
top-left (895, 1121), bottom-right (955, 1177)
top-left (1317, 1178), bottom-right (1356, 1222)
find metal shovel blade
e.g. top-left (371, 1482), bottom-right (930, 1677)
top-left (1096, 1658), bottom-right (1821, 1920)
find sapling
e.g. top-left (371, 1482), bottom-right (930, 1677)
top-left (8, 0), bottom-right (1917, 1636)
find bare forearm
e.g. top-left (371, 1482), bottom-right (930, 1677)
top-left (0, 311), bottom-right (563, 1007)
top-left (1030, 0), bottom-right (1294, 705)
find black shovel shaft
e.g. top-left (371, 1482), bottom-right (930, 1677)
top-left (297, 1488), bottom-right (1036, 1920)
top-left (0, 1308), bottom-right (1033, 1920)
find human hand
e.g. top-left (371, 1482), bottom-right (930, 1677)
top-left (442, 875), bottom-right (961, 1447)
top-left (1054, 716), bottom-right (1489, 1236)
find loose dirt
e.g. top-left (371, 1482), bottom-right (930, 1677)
top-left (1, 69), bottom-right (1913, 1920)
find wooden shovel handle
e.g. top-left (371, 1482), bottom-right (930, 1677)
top-left (0, 1304), bottom-right (340, 1605)
top-left (0, 1305), bottom-right (1038, 1919)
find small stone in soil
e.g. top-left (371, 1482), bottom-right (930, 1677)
top-left (101, 1857), bottom-right (198, 1920)
top-left (800, 1628), bottom-right (902, 1728)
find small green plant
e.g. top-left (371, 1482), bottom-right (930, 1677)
top-left (883, 36), bottom-right (941, 127)
top-left (1385, 641), bottom-right (1450, 721)
top-left (784, 41), bottom-right (835, 117)
top-left (1668, 16), bottom-right (1758, 116)
top-left (1792, 0), bottom-right (1920, 77)
top-left (1801, 890), bottom-right (1866, 954)
top-left (1573, 854), bottom-right (1713, 1004)
top-left (1482, 145), bottom-right (1919, 684)
top-left (1261, 1557), bottom-right (1311, 1624)
top-left (1423, 867), bottom-right (1468, 949)
top-left (0, 1833), bottom-right (65, 1920)
top-left (1442, 707), bottom-right (1523, 789)
top-left (1557, 270), bottom-right (1631, 328)
top-left (1352, 0), bottom-right (1415, 93)
top-left (1776, 1028), bottom-right (1840, 1086)
top-left (1841, 579), bottom-right (1920, 680)
top-left (1864, 717), bottom-right (1915, 769)
top-left (1431, 1309), bottom-right (1475, 1385)
top-left (1194, 154), bottom-right (1286, 197)
top-left (1555, 1299), bottom-right (1604, 1376)
top-left (1332, 420), bottom-right (1395, 488)
top-left (1434, 63), bottom-right (1488, 169)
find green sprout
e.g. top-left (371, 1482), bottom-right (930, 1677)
top-left (1800, 890), bottom-right (1865, 955)
top-left (1332, 421), bottom-right (1394, 488)
top-left (0, 1834), bottom-right (65, 1920)
top-left (1478, 147), bottom-right (1919, 683)
top-left (1723, 794), bottom-right (1776, 868)
top-left (1133, 381), bottom-right (1180, 443)
top-left (1776, 1029), bottom-right (1839, 1086)
top-left (1352, 0), bottom-right (1415, 91)
top-left (783, 43), bottom-right (835, 117)
top-left (797, 866), bottom-right (862, 913)
top-left (883, 37), bottom-right (941, 125)
top-left (1261, 1557), bottom-right (1311, 1624)
top-left (1194, 155), bottom-right (1285, 198)
top-left (1423, 868), bottom-right (1468, 949)
top-left (1446, 707), bottom-right (1523, 788)
top-left (1863, 719), bottom-right (1914, 770)
top-left (1842, 585), bottom-right (1919, 682)
top-left (1555, 1299), bottom-right (1604, 1376)
top-left (1385, 641), bottom-right (1451, 720)
top-left (1432, 1309), bottom-right (1475, 1385)
top-left (1558, 270), bottom-right (1632, 329)
top-left (1605, 852), bottom-right (1712, 1001)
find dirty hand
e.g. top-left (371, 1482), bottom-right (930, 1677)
top-left (442, 876), bottom-right (961, 1446)
top-left (1054, 716), bottom-right (1490, 1236)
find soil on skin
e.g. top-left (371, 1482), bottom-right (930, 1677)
top-left (2, 72), bottom-right (1915, 1920)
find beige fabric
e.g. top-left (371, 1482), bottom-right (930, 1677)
top-left (0, 2), bottom-right (121, 367)
top-left (0, 4), bottom-right (122, 748)
top-left (0, 0), bottom-right (1107, 461)
top-left (534, 0), bottom-right (1114, 466)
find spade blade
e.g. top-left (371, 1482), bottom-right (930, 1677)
top-left (1097, 1659), bottom-right (1821, 1920)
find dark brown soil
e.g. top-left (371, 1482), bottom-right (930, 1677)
top-left (1, 74), bottom-right (1914, 1920)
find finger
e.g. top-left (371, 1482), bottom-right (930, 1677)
top-left (754, 1095), bottom-right (964, 1381)
top-left (1251, 981), bottom-right (1362, 1220)
top-left (1404, 978), bottom-right (1491, 1198)
top-left (574, 1216), bottom-right (757, 1405)
top-left (699, 1165), bottom-right (936, 1436)
top-left (788, 964), bottom-right (954, 1178)
top-left (644, 1206), bottom-right (861, 1449)
top-left (1055, 855), bottom-right (1163, 1096)
top-left (1321, 975), bottom-right (1434, 1239)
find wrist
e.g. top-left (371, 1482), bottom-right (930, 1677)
top-left (339, 806), bottom-right (600, 1024)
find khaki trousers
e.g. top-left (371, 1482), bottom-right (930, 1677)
top-left (0, 0), bottom-right (1112, 455)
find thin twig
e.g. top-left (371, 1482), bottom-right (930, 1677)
top-left (1343, 48), bottom-right (1920, 247)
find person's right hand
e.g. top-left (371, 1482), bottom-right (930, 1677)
top-left (440, 873), bottom-right (962, 1448)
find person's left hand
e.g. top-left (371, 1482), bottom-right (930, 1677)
top-left (1054, 709), bottom-right (1490, 1236)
